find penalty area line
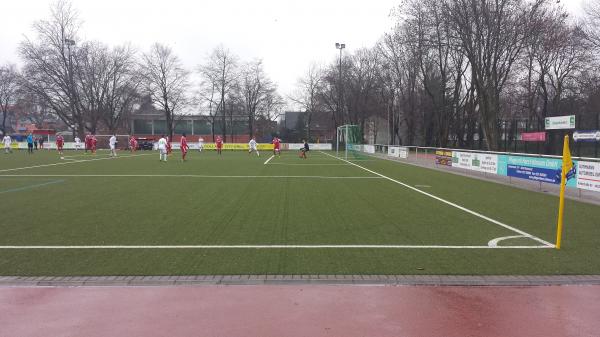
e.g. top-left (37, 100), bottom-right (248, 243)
top-left (0, 174), bottom-right (383, 179)
top-left (320, 151), bottom-right (555, 248)
top-left (264, 155), bottom-right (274, 165)
top-left (0, 244), bottom-right (552, 249)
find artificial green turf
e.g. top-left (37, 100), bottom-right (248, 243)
top-left (0, 149), bottom-right (599, 275)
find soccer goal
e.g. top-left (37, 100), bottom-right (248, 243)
top-left (94, 135), bottom-right (131, 150)
top-left (336, 124), bottom-right (362, 159)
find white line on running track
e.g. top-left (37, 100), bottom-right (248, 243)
top-left (0, 174), bottom-right (382, 179)
top-left (0, 244), bottom-right (552, 249)
top-left (320, 151), bottom-right (555, 248)
top-left (0, 153), bottom-right (153, 173)
top-left (264, 155), bottom-right (274, 165)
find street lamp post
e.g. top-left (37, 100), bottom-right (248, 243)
top-left (335, 43), bottom-right (345, 124)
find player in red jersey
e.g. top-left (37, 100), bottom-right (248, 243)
top-left (180, 133), bottom-right (189, 161)
top-left (215, 136), bottom-right (223, 155)
top-left (166, 136), bottom-right (172, 155)
top-left (272, 136), bottom-right (281, 157)
top-left (84, 134), bottom-right (91, 153)
top-left (129, 135), bottom-right (137, 153)
top-left (91, 134), bottom-right (97, 154)
top-left (56, 134), bottom-right (65, 159)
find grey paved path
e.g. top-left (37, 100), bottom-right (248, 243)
top-left (2, 275), bottom-right (600, 286)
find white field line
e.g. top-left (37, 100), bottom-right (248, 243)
top-left (263, 155), bottom-right (274, 165)
top-left (0, 153), bottom-right (153, 173)
top-left (0, 174), bottom-right (382, 179)
top-left (266, 163), bottom-right (351, 166)
top-left (320, 151), bottom-right (555, 248)
top-left (0, 180), bottom-right (65, 194)
top-left (0, 244), bottom-right (552, 249)
top-left (487, 235), bottom-right (528, 248)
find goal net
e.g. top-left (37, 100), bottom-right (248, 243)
top-left (94, 135), bottom-right (131, 150)
top-left (336, 125), bottom-right (363, 160)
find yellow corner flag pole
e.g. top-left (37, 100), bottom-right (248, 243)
top-left (556, 134), bottom-right (572, 250)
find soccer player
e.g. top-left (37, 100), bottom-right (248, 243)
top-left (198, 137), bottom-right (204, 152)
top-left (215, 136), bottom-right (223, 155)
top-left (248, 137), bottom-right (259, 157)
top-left (3, 134), bottom-right (12, 154)
top-left (299, 139), bottom-right (309, 159)
top-left (91, 134), bottom-right (98, 154)
top-left (84, 134), bottom-right (91, 153)
top-left (180, 133), bottom-right (189, 161)
top-left (26, 133), bottom-right (34, 154)
top-left (39, 137), bottom-right (45, 149)
top-left (272, 136), bottom-right (281, 157)
top-left (109, 134), bottom-right (117, 157)
top-left (129, 135), bottom-right (137, 153)
top-left (56, 134), bottom-right (65, 159)
top-left (158, 135), bottom-right (168, 162)
top-left (166, 136), bottom-right (172, 155)
top-left (74, 136), bottom-right (82, 150)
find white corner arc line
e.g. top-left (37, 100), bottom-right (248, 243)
top-left (264, 155), bottom-right (274, 165)
top-left (0, 244), bottom-right (552, 249)
top-left (0, 153), bottom-right (153, 173)
top-left (488, 235), bottom-right (528, 247)
top-left (320, 151), bottom-right (555, 248)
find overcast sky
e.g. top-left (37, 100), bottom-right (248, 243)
top-left (0, 0), bottom-right (587, 102)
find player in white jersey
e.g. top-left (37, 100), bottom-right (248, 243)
top-left (158, 135), bottom-right (168, 162)
top-left (74, 136), bottom-right (82, 150)
top-left (198, 137), bottom-right (204, 152)
top-left (109, 134), bottom-right (118, 157)
top-left (248, 137), bottom-right (259, 157)
top-left (3, 135), bottom-right (12, 154)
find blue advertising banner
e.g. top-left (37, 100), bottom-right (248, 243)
top-left (502, 155), bottom-right (577, 187)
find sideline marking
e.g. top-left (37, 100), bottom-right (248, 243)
top-left (0, 180), bottom-right (65, 194)
top-left (0, 174), bottom-right (382, 179)
top-left (0, 153), bottom-right (152, 173)
top-left (264, 155), bottom-right (274, 165)
top-left (321, 151), bottom-right (554, 248)
top-left (0, 244), bottom-right (551, 249)
top-left (488, 235), bottom-right (528, 248)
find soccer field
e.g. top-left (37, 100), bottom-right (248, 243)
top-left (0, 149), bottom-right (599, 276)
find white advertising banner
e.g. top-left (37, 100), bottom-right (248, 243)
top-left (545, 115), bottom-right (576, 130)
top-left (452, 151), bottom-right (498, 174)
top-left (576, 161), bottom-right (600, 192)
top-left (288, 143), bottom-right (332, 150)
top-left (399, 147), bottom-right (408, 159)
top-left (363, 144), bottom-right (375, 154)
top-left (388, 146), bottom-right (399, 157)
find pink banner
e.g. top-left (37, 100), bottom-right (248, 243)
top-left (520, 132), bottom-right (546, 142)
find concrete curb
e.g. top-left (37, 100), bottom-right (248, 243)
top-left (1, 275), bottom-right (600, 287)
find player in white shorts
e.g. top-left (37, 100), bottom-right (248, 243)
top-left (248, 137), bottom-right (259, 157)
top-left (74, 136), bottom-right (82, 150)
top-left (158, 135), bottom-right (168, 162)
top-left (3, 135), bottom-right (12, 154)
top-left (109, 134), bottom-right (118, 157)
top-left (198, 137), bottom-right (204, 152)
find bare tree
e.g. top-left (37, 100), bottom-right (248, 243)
top-left (240, 59), bottom-right (278, 138)
top-left (198, 46), bottom-right (238, 142)
top-left (289, 63), bottom-right (324, 140)
top-left (140, 43), bottom-right (190, 139)
top-left (584, 0), bottom-right (600, 48)
top-left (0, 64), bottom-right (20, 135)
top-left (19, 0), bottom-right (87, 137)
top-left (448, 0), bottom-right (547, 150)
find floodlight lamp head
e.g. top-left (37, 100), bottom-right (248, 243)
top-left (335, 43), bottom-right (340, 48)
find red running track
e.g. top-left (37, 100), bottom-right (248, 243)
top-left (1, 285), bottom-right (598, 337)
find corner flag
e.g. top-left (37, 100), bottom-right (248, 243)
top-left (556, 135), bottom-right (575, 250)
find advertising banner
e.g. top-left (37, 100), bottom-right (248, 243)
top-left (545, 115), bottom-right (575, 130)
top-left (573, 130), bottom-right (600, 143)
top-left (576, 161), bottom-right (600, 192)
top-left (520, 132), bottom-right (546, 142)
top-left (288, 143), bottom-right (332, 150)
top-left (451, 151), bottom-right (498, 174)
top-left (399, 147), bottom-right (409, 159)
top-left (504, 155), bottom-right (577, 187)
top-left (388, 146), bottom-right (400, 157)
top-left (435, 150), bottom-right (453, 166)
